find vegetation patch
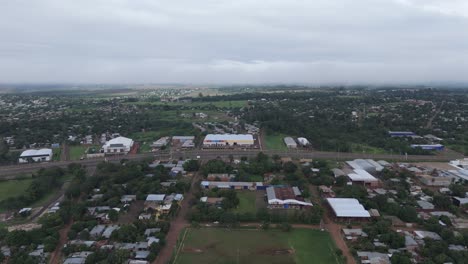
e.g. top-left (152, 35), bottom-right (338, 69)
top-left (233, 191), bottom-right (257, 215)
top-left (264, 133), bottom-right (289, 151)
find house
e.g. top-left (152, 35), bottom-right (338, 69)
top-left (453, 197), bottom-right (468, 207)
top-left (18, 148), bottom-right (52, 163)
top-left (102, 225), bottom-right (120, 238)
top-left (342, 228), bottom-right (368, 241)
top-left (414, 230), bottom-right (442, 241)
top-left (327, 198), bottom-right (371, 221)
top-left (63, 251), bottom-right (93, 264)
top-left (120, 195), bottom-right (137, 203)
top-left (200, 197), bottom-right (224, 206)
top-left (144, 194), bottom-right (166, 211)
top-left (172, 136), bottom-right (195, 145)
top-left (266, 186), bottom-right (312, 209)
top-left (135, 251), bottom-right (150, 260)
top-left (144, 193), bottom-right (183, 214)
top-left (144, 228), bottom-right (161, 237)
top-left (318, 185), bottom-right (335, 198)
top-left (203, 134), bottom-right (254, 147)
top-left (347, 169), bottom-right (379, 187)
top-left (207, 173), bottom-right (236, 181)
top-left (419, 174), bottom-right (454, 186)
top-left (417, 200), bottom-right (435, 210)
top-left (357, 251), bottom-right (390, 264)
top-left (283, 137), bottom-right (297, 148)
top-left (90, 225), bottom-right (106, 238)
top-left (181, 139), bottom-right (195, 148)
top-left (101, 136), bottom-right (134, 154)
top-left (151, 137), bottom-right (169, 148)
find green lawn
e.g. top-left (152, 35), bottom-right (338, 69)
top-left (174, 228), bottom-right (342, 264)
top-left (350, 143), bottom-right (388, 154)
top-left (234, 191), bottom-right (257, 214)
top-left (52, 148), bottom-right (61, 161)
top-left (0, 178), bottom-right (33, 202)
top-left (69, 145), bottom-right (89, 160)
top-left (264, 133), bottom-right (289, 150)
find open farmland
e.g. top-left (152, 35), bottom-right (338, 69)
top-left (173, 228), bottom-right (342, 264)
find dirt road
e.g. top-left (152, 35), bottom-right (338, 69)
top-left (153, 172), bottom-right (200, 264)
top-left (309, 185), bottom-right (356, 264)
top-left (49, 220), bottom-right (73, 264)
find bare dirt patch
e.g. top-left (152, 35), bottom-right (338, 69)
top-left (257, 247), bottom-right (294, 255)
top-left (182, 247), bottom-right (204, 253)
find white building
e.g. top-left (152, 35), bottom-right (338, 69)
top-left (18, 149), bottom-right (53, 163)
top-left (203, 134), bottom-right (254, 147)
top-left (102, 136), bottom-right (134, 154)
top-left (297, 137), bottom-right (310, 146)
top-left (283, 137), bottom-right (297, 148)
top-left (326, 198), bottom-right (371, 219)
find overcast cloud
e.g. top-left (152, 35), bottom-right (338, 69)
top-left (0, 0), bottom-right (467, 84)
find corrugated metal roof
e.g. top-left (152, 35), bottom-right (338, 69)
top-left (327, 198), bottom-right (371, 218)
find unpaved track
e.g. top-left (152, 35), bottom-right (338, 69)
top-left (153, 172), bottom-right (200, 264)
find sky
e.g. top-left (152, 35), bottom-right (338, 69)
top-left (0, 0), bottom-right (468, 85)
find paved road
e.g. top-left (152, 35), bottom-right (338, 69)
top-left (0, 149), bottom-right (464, 178)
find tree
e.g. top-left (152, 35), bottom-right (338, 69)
top-left (6, 230), bottom-right (30, 247)
top-left (391, 252), bottom-right (412, 264)
top-left (108, 209), bottom-right (119, 222)
top-left (183, 159), bottom-right (200, 172)
top-left (283, 161), bottom-right (297, 173)
top-left (433, 195), bottom-right (452, 210)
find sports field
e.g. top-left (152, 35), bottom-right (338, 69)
top-left (173, 228), bottom-right (342, 264)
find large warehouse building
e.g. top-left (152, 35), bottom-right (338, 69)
top-left (266, 186), bottom-right (312, 209)
top-left (102, 136), bottom-right (134, 154)
top-left (326, 198), bottom-right (371, 221)
top-left (19, 148), bottom-right (53, 163)
top-left (203, 134), bottom-right (254, 147)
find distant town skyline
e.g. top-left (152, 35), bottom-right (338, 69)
top-left (1, 0), bottom-right (468, 84)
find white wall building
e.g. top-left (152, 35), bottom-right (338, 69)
top-left (19, 149), bottom-right (53, 163)
top-left (102, 136), bottom-right (134, 155)
top-left (284, 137), bottom-right (297, 148)
top-left (203, 134), bottom-right (254, 147)
top-left (297, 137), bottom-right (310, 146)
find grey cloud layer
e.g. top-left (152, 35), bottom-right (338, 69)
top-left (0, 0), bottom-right (467, 84)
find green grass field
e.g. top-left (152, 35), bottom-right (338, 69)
top-left (0, 178), bottom-right (33, 202)
top-left (350, 143), bottom-right (388, 154)
top-left (69, 145), bottom-right (89, 160)
top-left (174, 228), bottom-right (342, 264)
top-left (264, 133), bottom-right (289, 151)
top-left (52, 148), bottom-right (61, 161)
top-left (234, 192), bottom-right (257, 214)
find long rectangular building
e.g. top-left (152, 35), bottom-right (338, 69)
top-left (266, 186), bottom-right (312, 209)
top-left (19, 148), bottom-right (53, 163)
top-left (327, 198), bottom-right (371, 220)
top-left (200, 181), bottom-right (265, 190)
top-left (203, 134), bottom-right (254, 147)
